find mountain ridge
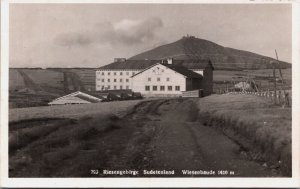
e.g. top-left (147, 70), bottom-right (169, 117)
top-left (129, 36), bottom-right (291, 70)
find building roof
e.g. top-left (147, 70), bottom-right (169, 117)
top-left (49, 91), bottom-right (103, 105)
top-left (131, 63), bottom-right (203, 79)
top-left (98, 59), bottom-right (214, 70)
top-left (165, 64), bottom-right (203, 78)
top-left (99, 60), bottom-right (159, 70)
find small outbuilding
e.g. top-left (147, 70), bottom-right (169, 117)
top-left (48, 91), bottom-right (104, 105)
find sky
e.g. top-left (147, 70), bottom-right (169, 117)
top-left (9, 4), bottom-right (292, 68)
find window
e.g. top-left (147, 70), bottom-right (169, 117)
top-left (108, 72), bottom-right (111, 76)
top-left (107, 85), bottom-right (110, 89)
top-left (168, 86), bottom-right (172, 91)
top-left (120, 86), bottom-right (123, 89)
top-left (157, 77), bottom-right (160, 82)
top-left (114, 86), bottom-right (117, 89)
top-left (148, 77), bottom-right (151, 82)
top-left (107, 79), bottom-right (110, 82)
top-left (153, 86), bottom-right (157, 91)
top-left (145, 86), bottom-right (150, 91)
top-left (102, 72), bottom-right (104, 75)
top-left (126, 86), bottom-right (129, 89)
top-left (102, 79), bottom-right (104, 82)
top-left (166, 78), bottom-right (170, 82)
top-left (120, 72), bottom-right (123, 75)
top-left (120, 79), bottom-right (123, 82)
top-left (175, 86), bottom-right (180, 91)
top-left (114, 72), bottom-right (117, 75)
top-left (126, 79), bottom-right (129, 82)
top-left (160, 86), bottom-right (165, 91)
top-left (114, 79), bottom-right (117, 82)
top-left (126, 72), bottom-right (129, 76)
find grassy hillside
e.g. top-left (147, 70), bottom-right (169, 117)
top-left (9, 99), bottom-right (147, 177)
top-left (195, 94), bottom-right (291, 176)
top-left (9, 99), bottom-right (145, 122)
top-left (9, 68), bottom-right (95, 108)
top-left (213, 68), bottom-right (292, 92)
top-left (130, 36), bottom-right (291, 70)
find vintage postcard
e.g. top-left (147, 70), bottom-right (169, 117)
top-left (1, 0), bottom-right (299, 188)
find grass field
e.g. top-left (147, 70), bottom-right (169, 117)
top-left (9, 99), bottom-right (153, 177)
top-left (69, 69), bottom-right (96, 91)
top-left (9, 68), bottom-right (96, 108)
top-left (195, 94), bottom-right (291, 176)
top-left (21, 69), bottom-right (64, 89)
top-left (9, 69), bottom-right (26, 91)
top-left (213, 68), bottom-right (292, 92)
top-left (9, 99), bottom-right (146, 122)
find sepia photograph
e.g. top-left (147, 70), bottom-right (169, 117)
top-left (1, 0), bottom-right (299, 188)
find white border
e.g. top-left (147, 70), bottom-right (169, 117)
top-left (1, 0), bottom-right (299, 188)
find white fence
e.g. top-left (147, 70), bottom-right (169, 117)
top-left (228, 90), bottom-right (291, 107)
top-left (182, 89), bottom-right (203, 98)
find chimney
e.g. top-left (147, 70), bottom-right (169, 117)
top-left (114, 58), bottom-right (126, 62)
top-left (167, 58), bottom-right (173, 64)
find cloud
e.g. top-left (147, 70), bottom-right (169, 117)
top-left (55, 32), bottom-right (93, 47)
top-left (55, 17), bottom-right (163, 47)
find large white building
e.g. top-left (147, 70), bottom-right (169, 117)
top-left (96, 58), bottom-right (214, 96)
top-left (131, 62), bottom-right (203, 96)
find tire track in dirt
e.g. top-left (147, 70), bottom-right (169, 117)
top-left (128, 98), bottom-right (280, 177)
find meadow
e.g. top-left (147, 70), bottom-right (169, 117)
top-left (9, 99), bottom-right (146, 122)
top-left (195, 94), bottom-right (291, 176)
top-left (213, 68), bottom-right (292, 92)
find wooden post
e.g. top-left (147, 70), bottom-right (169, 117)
top-left (273, 66), bottom-right (277, 104)
top-left (226, 82), bottom-right (228, 93)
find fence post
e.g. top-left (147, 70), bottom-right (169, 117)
top-left (285, 91), bottom-right (290, 107)
top-left (277, 91), bottom-right (281, 105)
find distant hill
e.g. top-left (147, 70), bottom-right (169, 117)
top-left (129, 36), bottom-right (291, 70)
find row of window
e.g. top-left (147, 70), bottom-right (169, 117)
top-left (97, 77), bottom-right (171, 83)
top-left (97, 85), bottom-right (130, 90)
top-left (97, 78), bottom-right (130, 82)
top-left (145, 85), bottom-right (180, 91)
top-left (148, 77), bottom-right (170, 82)
top-left (97, 72), bottom-right (136, 76)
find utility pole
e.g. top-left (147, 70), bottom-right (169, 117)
top-left (275, 49), bottom-right (289, 106)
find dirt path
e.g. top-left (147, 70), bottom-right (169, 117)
top-left (9, 99), bottom-right (280, 177)
top-left (120, 98), bottom-right (279, 177)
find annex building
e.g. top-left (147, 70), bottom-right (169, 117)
top-left (96, 58), bottom-right (214, 96)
